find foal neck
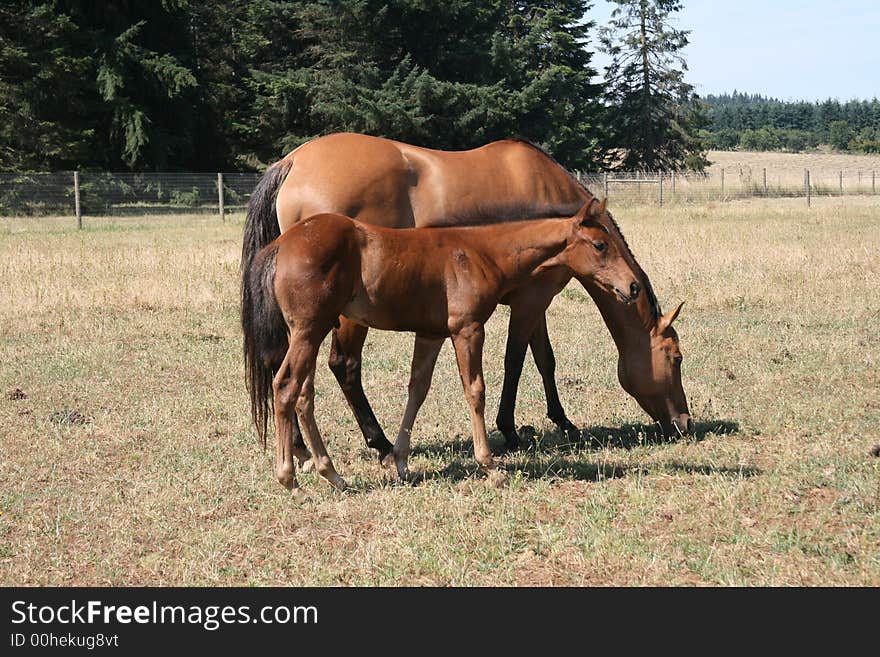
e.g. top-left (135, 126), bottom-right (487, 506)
top-left (490, 218), bottom-right (574, 282)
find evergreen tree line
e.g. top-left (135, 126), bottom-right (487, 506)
top-left (0, 0), bottom-right (706, 174)
top-left (703, 92), bottom-right (880, 154)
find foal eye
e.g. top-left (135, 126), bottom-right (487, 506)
top-left (673, 355), bottom-right (683, 366)
top-left (592, 241), bottom-right (607, 252)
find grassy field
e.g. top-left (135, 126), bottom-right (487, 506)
top-left (1, 197), bottom-right (878, 586)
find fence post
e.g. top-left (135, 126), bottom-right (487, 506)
top-left (839, 170), bottom-right (843, 196)
top-left (763, 167), bottom-right (767, 196)
top-left (720, 168), bottom-right (725, 199)
top-left (671, 171), bottom-right (676, 196)
top-left (658, 172), bottom-right (663, 207)
top-left (74, 171), bottom-right (82, 229)
top-left (603, 172), bottom-right (608, 199)
top-left (217, 173), bottom-right (225, 221)
top-left (805, 169), bottom-right (810, 207)
top-left (873, 170), bottom-right (876, 194)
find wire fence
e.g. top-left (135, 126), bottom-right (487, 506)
top-left (0, 172), bottom-right (261, 218)
top-left (1, 167), bottom-right (878, 220)
top-left (576, 167), bottom-right (880, 206)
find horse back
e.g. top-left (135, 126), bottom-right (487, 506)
top-left (274, 133), bottom-right (589, 232)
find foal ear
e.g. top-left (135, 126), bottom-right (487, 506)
top-left (573, 200), bottom-right (592, 225)
top-left (588, 197), bottom-right (608, 218)
top-left (575, 197), bottom-right (607, 226)
top-left (657, 301), bottom-right (684, 332)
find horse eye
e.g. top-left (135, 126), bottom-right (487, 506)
top-left (673, 355), bottom-right (683, 366)
top-left (592, 241), bottom-right (607, 252)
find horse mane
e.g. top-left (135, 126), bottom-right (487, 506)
top-left (505, 136), bottom-right (663, 320)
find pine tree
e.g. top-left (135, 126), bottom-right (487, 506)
top-left (600, 0), bottom-right (708, 170)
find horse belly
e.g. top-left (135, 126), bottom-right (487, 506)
top-left (342, 282), bottom-right (449, 336)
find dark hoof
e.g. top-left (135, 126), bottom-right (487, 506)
top-left (497, 425), bottom-right (540, 454)
top-left (553, 417), bottom-right (581, 441)
top-left (496, 431), bottom-right (525, 454)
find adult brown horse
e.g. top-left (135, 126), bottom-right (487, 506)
top-left (241, 133), bottom-right (692, 464)
top-left (243, 202), bottom-right (640, 494)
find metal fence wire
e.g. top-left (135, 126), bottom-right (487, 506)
top-left (0, 168), bottom-right (877, 218)
top-left (0, 172), bottom-right (261, 217)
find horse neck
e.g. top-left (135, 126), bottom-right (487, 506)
top-left (587, 284), bottom-right (658, 352)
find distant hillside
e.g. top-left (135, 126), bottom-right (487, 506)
top-left (703, 92), bottom-right (880, 154)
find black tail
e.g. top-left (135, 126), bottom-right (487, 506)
top-left (241, 243), bottom-right (288, 449)
top-left (241, 159), bottom-right (294, 448)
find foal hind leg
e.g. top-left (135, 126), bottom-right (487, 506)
top-left (328, 318), bottom-right (395, 465)
top-left (297, 366), bottom-right (348, 492)
top-left (288, 416), bottom-right (313, 471)
top-left (529, 313), bottom-right (579, 440)
top-left (273, 340), bottom-right (318, 501)
top-left (393, 336), bottom-right (444, 481)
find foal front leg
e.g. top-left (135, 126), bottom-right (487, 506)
top-left (393, 336), bottom-right (444, 481)
top-left (450, 322), bottom-right (505, 487)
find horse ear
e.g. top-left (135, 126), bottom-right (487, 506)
top-left (588, 197), bottom-right (607, 218)
top-left (657, 301), bottom-right (684, 332)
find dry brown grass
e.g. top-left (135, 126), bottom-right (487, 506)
top-left (1, 200), bottom-right (878, 586)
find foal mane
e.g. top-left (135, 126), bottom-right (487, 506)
top-left (506, 136), bottom-right (663, 320)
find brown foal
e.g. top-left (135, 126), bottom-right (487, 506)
top-left (243, 200), bottom-right (639, 495)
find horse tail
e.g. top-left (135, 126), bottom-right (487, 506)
top-left (241, 157), bottom-right (293, 289)
top-left (242, 241), bottom-right (289, 449)
top-left (241, 158), bottom-right (295, 448)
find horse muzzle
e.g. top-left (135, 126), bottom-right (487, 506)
top-left (661, 413), bottom-right (694, 436)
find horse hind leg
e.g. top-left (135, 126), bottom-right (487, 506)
top-left (328, 318), bottom-right (395, 464)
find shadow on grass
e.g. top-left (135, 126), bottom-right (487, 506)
top-left (411, 419), bottom-right (741, 459)
top-left (392, 418), bottom-right (750, 487)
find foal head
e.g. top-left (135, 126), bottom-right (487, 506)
top-left (563, 198), bottom-right (641, 304)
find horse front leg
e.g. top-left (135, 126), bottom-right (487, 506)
top-left (393, 335), bottom-right (444, 481)
top-left (328, 317), bottom-right (395, 465)
top-left (495, 313), bottom-right (532, 452)
top-left (450, 322), bottom-right (505, 487)
top-left (529, 313), bottom-right (580, 441)
top-left (497, 292), bottom-right (555, 451)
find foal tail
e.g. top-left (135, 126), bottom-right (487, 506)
top-left (241, 241), bottom-right (288, 449)
top-left (241, 158), bottom-right (294, 448)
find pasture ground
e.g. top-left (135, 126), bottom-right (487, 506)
top-left (1, 197), bottom-right (878, 585)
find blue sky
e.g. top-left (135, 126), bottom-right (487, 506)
top-left (588, 0), bottom-right (880, 101)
